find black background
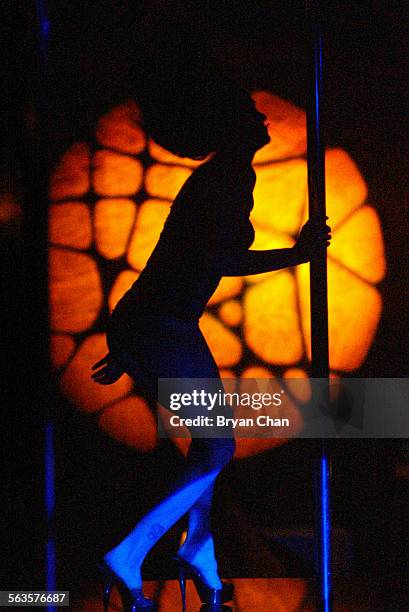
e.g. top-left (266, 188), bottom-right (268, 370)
top-left (3, 0), bottom-right (408, 603)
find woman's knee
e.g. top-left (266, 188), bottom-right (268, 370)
top-left (189, 437), bottom-right (235, 470)
top-left (216, 437), bottom-right (236, 466)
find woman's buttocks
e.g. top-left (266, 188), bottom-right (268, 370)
top-left (107, 303), bottom-right (220, 380)
top-left (107, 291), bottom-right (201, 352)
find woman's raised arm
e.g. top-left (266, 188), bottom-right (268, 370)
top-left (219, 219), bottom-right (331, 276)
top-left (220, 247), bottom-right (300, 276)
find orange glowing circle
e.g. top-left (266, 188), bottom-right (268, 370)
top-left (48, 94), bottom-right (386, 455)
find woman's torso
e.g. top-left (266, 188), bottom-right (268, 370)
top-left (110, 155), bottom-right (256, 332)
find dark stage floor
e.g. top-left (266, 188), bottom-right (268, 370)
top-left (69, 577), bottom-right (408, 611)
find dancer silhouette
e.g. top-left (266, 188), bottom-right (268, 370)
top-left (91, 21), bottom-right (331, 611)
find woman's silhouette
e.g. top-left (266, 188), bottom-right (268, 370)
top-left (91, 19), bottom-right (331, 611)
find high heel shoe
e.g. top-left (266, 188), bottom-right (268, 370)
top-left (173, 555), bottom-right (234, 610)
top-left (98, 561), bottom-right (157, 611)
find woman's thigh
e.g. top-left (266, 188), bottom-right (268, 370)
top-left (108, 315), bottom-right (232, 436)
top-left (109, 313), bottom-right (235, 440)
top-left (108, 313), bottom-right (219, 393)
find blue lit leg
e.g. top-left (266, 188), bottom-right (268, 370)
top-left (178, 482), bottom-right (222, 587)
top-left (104, 438), bottom-right (235, 591)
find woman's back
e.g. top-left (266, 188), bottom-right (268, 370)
top-left (112, 155), bottom-right (256, 324)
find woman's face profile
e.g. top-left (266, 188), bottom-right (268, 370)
top-left (247, 106), bottom-right (270, 148)
top-left (223, 96), bottom-right (270, 152)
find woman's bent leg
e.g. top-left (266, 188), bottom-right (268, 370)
top-left (104, 437), bottom-right (235, 589)
top-left (104, 315), bottom-right (235, 590)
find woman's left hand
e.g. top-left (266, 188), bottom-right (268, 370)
top-left (91, 352), bottom-right (125, 385)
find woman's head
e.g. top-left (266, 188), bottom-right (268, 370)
top-left (139, 79), bottom-right (269, 159)
top-left (216, 88), bottom-right (270, 154)
top-left (131, 25), bottom-right (269, 159)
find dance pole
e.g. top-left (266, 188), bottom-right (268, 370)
top-left (305, 1), bottom-right (333, 610)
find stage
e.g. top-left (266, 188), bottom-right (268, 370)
top-left (69, 577), bottom-right (406, 611)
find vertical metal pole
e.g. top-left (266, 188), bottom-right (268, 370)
top-left (305, 1), bottom-right (333, 610)
top-left (34, 2), bottom-right (56, 610)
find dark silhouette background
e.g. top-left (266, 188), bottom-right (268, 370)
top-left (3, 0), bottom-right (408, 604)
